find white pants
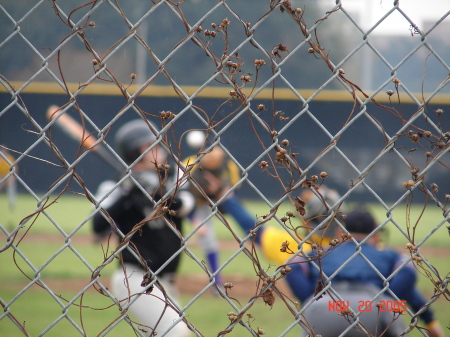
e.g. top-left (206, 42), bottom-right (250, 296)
top-left (301, 283), bottom-right (407, 337)
top-left (111, 264), bottom-right (190, 337)
top-left (192, 203), bottom-right (218, 254)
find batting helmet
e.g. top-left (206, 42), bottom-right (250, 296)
top-left (115, 119), bottom-right (156, 163)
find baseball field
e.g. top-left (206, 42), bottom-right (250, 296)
top-left (0, 194), bottom-right (448, 336)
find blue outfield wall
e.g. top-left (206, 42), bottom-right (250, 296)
top-left (0, 84), bottom-right (449, 203)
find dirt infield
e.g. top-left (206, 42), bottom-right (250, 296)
top-left (3, 233), bottom-right (446, 298)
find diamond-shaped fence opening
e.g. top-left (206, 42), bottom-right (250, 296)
top-left (1, 1), bottom-right (449, 336)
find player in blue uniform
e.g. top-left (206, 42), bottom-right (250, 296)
top-left (220, 192), bottom-right (444, 337)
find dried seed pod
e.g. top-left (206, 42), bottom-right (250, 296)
top-left (386, 90), bottom-right (394, 96)
top-left (221, 18), bottom-right (231, 27)
top-left (411, 168), bottom-right (420, 175)
top-left (160, 110), bottom-right (175, 119)
top-left (281, 139), bottom-right (289, 147)
top-left (254, 59), bottom-right (266, 66)
top-left (341, 232), bottom-right (352, 240)
top-left (410, 133), bottom-right (419, 142)
top-left (301, 180), bottom-right (312, 188)
top-left (266, 276), bottom-right (275, 284)
top-left (319, 171), bottom-right (328, 179)
top-left (259, 161), bottom-right (268, 169)
top-left (402, 180), bottom-right (415, 188)
top-left (280, 266), bottom-right (292, 276)
top-left (223, 282), bottom-right (233, 289)
top-left (405, 243), bottom-right (417, 252)
top-left (329, 238), bottom-right (340, 246)
top-left (130, 73), bottom-right (136, 79)
top-left (338, 308), bottom-right (352, 316)
top-left (435, 108), bottom-right (443, 115)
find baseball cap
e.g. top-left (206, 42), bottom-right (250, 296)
top-left (301, 186), bottom-right (345, 238)
top-left (344, 209), bottom-right (377, 234)
top-left (115, 119), bottom-right (156, 163)
top-left (303, 187), bottom-right (343, 224)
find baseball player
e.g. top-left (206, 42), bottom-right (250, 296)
top-left (219, 191), bottom-right (444, 337)
top-left (0, 147), bottom-right (17, 211)
top-left (92, 119), bottom-right (196, 337)
top-left (182, 131), bottom-right (240, 291)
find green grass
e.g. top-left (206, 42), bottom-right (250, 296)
top-left (1, 194), bottom-right (449, 336)
top-left (1, 285), bottom-right (447, 337)
top-left (1, 286), bottom-right (301, 337)
top-left (1, 194), bottom-right (449, 246)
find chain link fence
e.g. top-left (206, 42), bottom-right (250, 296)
top-left (1, 0), bottom-right (449, 336)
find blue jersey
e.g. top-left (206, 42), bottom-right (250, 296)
top-left (314, 242), bottom-right (408, 290)
top-left (285, 241), bottom-right (435, 324)
top-left (220, 197), bottom-right (436, 325)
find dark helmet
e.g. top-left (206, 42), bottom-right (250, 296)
top-left (344, 209), bottom-right (377, 234)
top-left (115, 119), bottom-right (156, 163)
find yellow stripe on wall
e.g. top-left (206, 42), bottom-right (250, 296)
top-left (2, 81), bottom-right (449, 105)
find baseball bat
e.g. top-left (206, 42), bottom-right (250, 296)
top-left (46, 105), bottom-right (123, 173)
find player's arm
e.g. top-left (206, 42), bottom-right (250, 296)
top-left (284, 258), bottom-right (316, 303)
top-left (404, 287), bottom-right (443, 336)
top-left (92, 182), bottom-right (127, 239)
top-left (220, 196), bottom-right (263, 243)
top-left (388, 254), bottom-right (417, 299)
top-left (389, 253), bottom-right (443, 336)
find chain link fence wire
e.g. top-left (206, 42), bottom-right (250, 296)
top-left (1, 0), bottom-right (449, 336)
